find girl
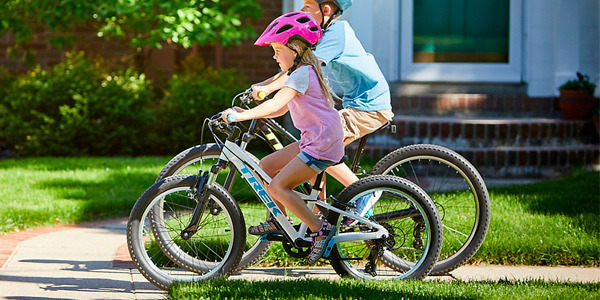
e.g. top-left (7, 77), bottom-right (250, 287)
top-left (252, 0), bottom-right (393, 223)
top-left (221, 12), bottom-right (344, 265)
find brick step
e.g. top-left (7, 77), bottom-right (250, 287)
top-left (378, 116), bottom-right (597, 148)
top-left (350, 144), bottom-right (599, 179)
top-left (391, 94), bottom-right (559, 118)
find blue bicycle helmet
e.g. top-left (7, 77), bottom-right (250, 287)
top-left (315, 0), bottom-right (353, 30)
top-left (316, 0), bottom-right (352, 11)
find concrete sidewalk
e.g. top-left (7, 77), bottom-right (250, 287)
top-left (0, 220), bottom-right (598, 300)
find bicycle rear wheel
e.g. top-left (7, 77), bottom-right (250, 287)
top-left (370, 144), bottom-right (490, 275)
top-left (328, 175), bottom-right (443, 280)
top-left (127, 175), bottom-right (245, 290)
top-left (155, 144), bottom-right (272, 272)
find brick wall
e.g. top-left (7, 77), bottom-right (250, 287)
top-left (216, 0), bottom-right (283, 83)
top-left (0, 24), bottom-right (130, 72)
top-left (0, 0), bottom-right (282, 84)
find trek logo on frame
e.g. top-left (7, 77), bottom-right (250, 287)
top-left (239, 163), bottom-right (283, 217)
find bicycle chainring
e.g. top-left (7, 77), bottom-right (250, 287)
top-left (282, 239), bottom-right (311, 258)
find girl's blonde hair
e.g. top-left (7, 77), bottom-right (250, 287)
top-left (287, 39), bottom-right (335, 107)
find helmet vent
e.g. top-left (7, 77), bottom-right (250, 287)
top-left (268, 22), bottom-right (279, 33)
top-left (297, 17), bottom-right (311, 24)
top-left (276, 24), bottom-right (294, 34)
top-left (309, 26), bottom-right (319, 32)
top-left (285, 12), bottom-right (301, 17)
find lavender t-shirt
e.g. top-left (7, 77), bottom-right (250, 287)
top-left (284, 65), bottom-right (344, 162)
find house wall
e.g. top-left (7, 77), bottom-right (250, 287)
top-left (527, 0), bottom-right (600, 97)
top-left (2, 0), bottom-right (597, 96)
top-left (289, 0), bottom-right (600, 97)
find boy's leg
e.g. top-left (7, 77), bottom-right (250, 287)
top-left (268, 157), bottom-right (323, 232)
top-left (321, 108), bottom-right (393, 217)
top-left (325, 163), bottom-right (359, 186)
top-left (331, 107), bottom-right (393, 186)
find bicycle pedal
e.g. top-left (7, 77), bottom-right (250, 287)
top-left (323, 239), bottom-right (335, 258)
top-left (260, 233), bottom-right (285, 242)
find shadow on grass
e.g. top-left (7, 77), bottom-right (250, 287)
top-left (34, 170), bottom-right (158, 222)
top-left (489, 169), bottom-right (599, 217)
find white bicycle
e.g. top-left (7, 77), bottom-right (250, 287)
top-left (127, 113), bottom-right (443, 290)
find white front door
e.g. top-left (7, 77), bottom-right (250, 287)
top-left (400, 0), bottom-right (523, 82)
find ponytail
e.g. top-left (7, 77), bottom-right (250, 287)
top-left (287, 39), bottom-right (335, 107)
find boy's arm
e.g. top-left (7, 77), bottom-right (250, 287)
top-left (252, 71), bottom-right (289, 99)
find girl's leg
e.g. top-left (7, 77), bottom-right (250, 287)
top-left (259, 143), bottom-right (300, 215)
top-left (267, 157), bottom-right (323, 232)
top-left (260, 143), bottom-right (300, 177)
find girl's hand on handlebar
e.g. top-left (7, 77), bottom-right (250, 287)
top-left (221, 109), bottom-right (237, 123)
top-left (221, 107), bottom-right (245, 123)
top-left (251, 85), bottom-right (269, 100)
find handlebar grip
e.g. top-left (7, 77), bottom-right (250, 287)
top-left (226, 114), bottom-right (237, 122)
top-left (257, 91), bottom-right (267, 100)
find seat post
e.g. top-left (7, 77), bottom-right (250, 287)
top-left (350, 135), bottom-right (368, 173)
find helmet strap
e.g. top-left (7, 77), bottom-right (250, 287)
top-left (318, 3), bottom-right (342, 31)
top-left (286, 45), bottom-right (310, 75)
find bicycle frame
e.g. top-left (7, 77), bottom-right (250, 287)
top-left (246, 117), bottom-right (373, 174)
top-left (208, 132), bottom-right (389, 246)
top-left (234, 92), bottom-right (381, 175)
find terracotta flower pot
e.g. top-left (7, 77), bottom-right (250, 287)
top-left (558, 90), bottom-right (595, 120)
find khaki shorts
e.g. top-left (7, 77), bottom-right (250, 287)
top-left (339, 107), bottom-right (394, 145)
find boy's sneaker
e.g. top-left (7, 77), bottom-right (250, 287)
top-left (341, 191), bottom-right (382, 228)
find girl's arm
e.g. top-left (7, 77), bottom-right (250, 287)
top-left (223, 87), bottom-right (297, 122)
top-left (252, 71), bottom-right (290, 99)
top-left (260, 103), bottom-right (289, 118)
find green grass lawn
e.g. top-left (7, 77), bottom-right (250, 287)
top-left (0, 157), bottom-right (598, 267)
top-left (168, 278), bottom-right (600, 300)
top-left (0, 156), bottom-right (166, 233)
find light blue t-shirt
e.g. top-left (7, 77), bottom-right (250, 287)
top-left (314, 20), bottom-right (391, 112)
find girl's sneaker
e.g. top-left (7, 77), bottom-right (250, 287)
top-left (248, 217), bottom-right (293, 236)
top-left (307, 220), bottom-right (336, 265)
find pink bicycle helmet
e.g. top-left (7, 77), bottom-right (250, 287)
top-left (255, 12), bottom-right (322, 47)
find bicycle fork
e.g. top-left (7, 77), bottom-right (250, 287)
top-left (180, 170), bottom-right (213, 240)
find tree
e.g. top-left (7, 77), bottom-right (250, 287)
top-left (0, 0), bottom-right (263, 70)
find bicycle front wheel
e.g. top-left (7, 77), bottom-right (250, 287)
top-left (328, 175), bottom-right (443, 280)
top-left (127, 175), bottom-right (245, 290)
top-left (155, 144), bottom-right (272, 272)
top-left (370, 144), bottom-right (490, 275)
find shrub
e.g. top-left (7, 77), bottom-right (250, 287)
top-left (154, 56), bottom-right (249, 154)
top-left (0, 52), bottom-right (156, 156)
top-left (0, 68), bottom-right (16, 157)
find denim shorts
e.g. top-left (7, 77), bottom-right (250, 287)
top-left (297, 151), bottom-right (337, 173)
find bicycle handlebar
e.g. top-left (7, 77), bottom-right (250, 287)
top-left (209, 114), bottom-right (235, 136)
top-left (237, 88), bottom-right (267, 106)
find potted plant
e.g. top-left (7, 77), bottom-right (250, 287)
top-left (558, 72), bottom-right (597, 120)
